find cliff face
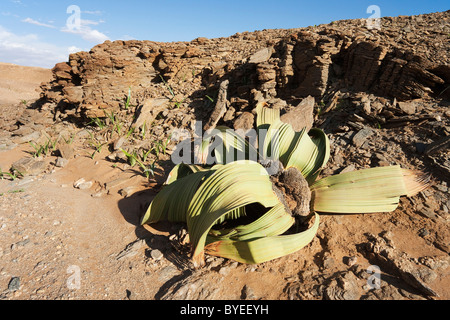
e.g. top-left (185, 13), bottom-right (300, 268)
top-left (39, 11), bottom-right (449, 120)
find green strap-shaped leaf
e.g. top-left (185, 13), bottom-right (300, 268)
top-left (207, 202), bottom-right (295, 242)
top-left (286, 128), bottom-right (330, 184)
top-left (311, 166), bottom-right (427, 214)
top-left (255, 105), bottom-right (330, 184)
top-left (261, 120), bottom-right (296, 164)
top-left (256, 102), bottom-right (280, 129)
top-left (141, 169), bottom-right (213, 224)
top-left (186, 160), bottom-right (280, 265)
top-left (205, 213), bottom-right (320, 264)
top-left (199, 126), bottom-right (260, 165)
top-left (165, 163), bottom-right (207, 185)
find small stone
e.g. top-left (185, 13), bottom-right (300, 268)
top-left (280, 96), bottom-right (315, 132)
top-left (352, 128), bottom-right (375, 148)
top-left (91, 191), bottom-right (106, 198)
top-left (241, 285), bottom-right (256, 300)
top-left (223, 107), bottom-right (236, 122)
top-left (245, 265), bottom-right (258, 273)
top-left (219, 266), bottom-right (231, 276)
top-left (55, 157), bottom-right (69, 168)
top-left (16, 176), bottom-right (35, 187)
top-left (233, 112), bottom-right (255, 133)
top-left (344, 256), bottom-right (358, 267)
top-left (418, 228), bottom-right (429, 237)
top-left (119, 186), bottom-right (139, 198)
top-left (418, 268), bottom-right (437, 284)
top-left (417, 206), bottom-right (438, 221)
top-left (73, 178), bottom-right (93, 190)
top-left (158, 266), bottom-right (179, 282)
top-left (58, 143), bottom-right (75, 159)
top-left (114, 137), bottom-right (126, 151)
top-left (322, 252), bottom-right (335, 270)
top-left (8, 277), bottom-right (20, 292)
top-left (73, 178), bottom-right (85, 188)
top-left (106, 152), bottom-right (118, 161)
top-left (12, 131), bottom-right (41, 144)
top-left (398, 101), bottom-right (417, 115)
top-left (150, 249), bottom-right (163, 261)
top-left (340, 164), bottom-right (356, 174)
top-left (0, 138), bottom-right (18, 152)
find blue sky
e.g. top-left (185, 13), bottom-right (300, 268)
top-left (0, 0), bottom-right (448, 68)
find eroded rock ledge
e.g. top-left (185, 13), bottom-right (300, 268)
top-left (39, 11), bottom-right (449, 121)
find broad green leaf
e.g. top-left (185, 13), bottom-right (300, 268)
top-left (285, 128), bottom-right (330, 184)
top-left (141, 169), bottom-right (213, 224)
top-left (165, 163), bottom-right (206, 185)
top-left (199, 126), bottom-right (260, 165)
top-left (205, 213), bottom-right (320, 264)
top-left (207, 202), bottom-right (294, 242)
top-left (255, 105), bottom-right (330, 183)
top-left (186, 160), bottom-right (280, 265)
top-left (311, 166), bottom-right (428, 214)
top-left (256, 102), bottom-right (280, 129)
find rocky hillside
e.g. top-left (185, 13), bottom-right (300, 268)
top-left (39, 10), bottom-right (449, 121)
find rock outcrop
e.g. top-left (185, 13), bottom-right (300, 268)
top-left (39, 11), bottom-right (449, 122)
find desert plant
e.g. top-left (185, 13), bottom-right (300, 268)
top-left (153, 134), bottom-right (172, 158)
top-left (141, 103), bottom-right (429, 267)
top-left (88, 116), bottom-right (107, 130)
top-left (29, 135), bottom-right (58, 158)
top-left (159, 75), bottom-right (175, 99)
top-left (86, 131), bottom-right (105, 159)
top-left (124, 87), bottom-right (132, 110)
top-left (61, 133), bottom-right (75, 145)
top-left (0, 168), bottom-right (22, 181)
top-left (121, 149), bottom-right (139, 167)
top-left (120, 149), bottom-right (156, 179)
top-left (104, 110), bottom-right (124, 136)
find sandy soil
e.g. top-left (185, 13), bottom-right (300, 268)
top-left (0, 62), bottom-right (53, 106)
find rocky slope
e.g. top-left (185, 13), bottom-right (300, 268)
top-left (0, 11), bottom-right (449, 301)
top-left (39, 10), bottom-right (449, 121)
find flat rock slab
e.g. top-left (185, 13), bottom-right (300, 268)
top-left (352, 128), bottom-right (375, 148)
top-left (132, 98), bottom-right (171, 131)
top-left (280, 96), bottom-right (315, 132)
top-left (11, 157), bottom-right (47, 176)
top-left (248, 47), bottom-right (274, 64)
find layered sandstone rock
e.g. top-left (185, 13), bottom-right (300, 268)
top-left (39, 11), bottom-right (449, 120)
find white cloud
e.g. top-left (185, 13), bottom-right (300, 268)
top-left (0, 25), bottom-right (69, 68)
top-left (22, 17), bottom-right (56, 29)
top-left (61, 19), bottom-right (109, 44)
top-left (83, 10), bottom-right (102, 15)
top-left (80, 19), bottom-right (101, 26)
top-left (68, 46), bottom-right (83, 54)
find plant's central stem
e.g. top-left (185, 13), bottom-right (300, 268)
top-left (271, 166), bottom-right (312, 217)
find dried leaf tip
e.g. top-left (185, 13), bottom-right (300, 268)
top-left (402, 169), bottom-right (431, 197)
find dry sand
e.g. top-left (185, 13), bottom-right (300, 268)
top-left (0, 62), bottom-right (53, 106)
